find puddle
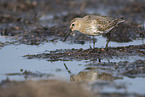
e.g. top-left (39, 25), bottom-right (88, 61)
top-left (0, 37), bottom-right (145, 95)
top-left (100, 77), bottom-right (145, 95)
top-left (0, 0), bottom-right (145, 96)
top-left (0, 37), bottom-right (144, 75)
top-left (0, 41), bottom-right (88, 82)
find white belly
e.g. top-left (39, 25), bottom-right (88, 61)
top-left (84, 25), bottom-right (103, 36)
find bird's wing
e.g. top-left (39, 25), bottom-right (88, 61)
top-left (95, 16), bottom-right (118, 31)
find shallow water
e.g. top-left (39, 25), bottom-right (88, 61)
top-left (0, 36), bottom-right (145, 95)
top-left (100, 77), bottom-right (145, 95)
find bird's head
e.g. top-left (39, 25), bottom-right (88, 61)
top-left (63, 18), bottom-right (82, 42)
top-left (70, 18), bottom-right (82, 31)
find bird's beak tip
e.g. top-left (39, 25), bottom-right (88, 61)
top-left (63, 29), bottom-right (72, 42)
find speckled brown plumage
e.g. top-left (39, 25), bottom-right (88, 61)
top-left (70, 15), bottom-right (125, 36)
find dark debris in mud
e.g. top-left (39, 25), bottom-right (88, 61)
top-left (122, 60), bottom-right (145, 77)
top-left (100, 93), bottom-right (143, 97)
top-left (62, 59), bottom-right (145, 84)
top-left (103, 22), bottom-right (144, 42)
top-left (0, 0), bottom-right (145, 46)
top-left (0, 42), bottom-right (4, 48)
top-left (24, 44), bottom-right (145, 61)
top-left (5, 70), bottom-right (53, 80)
top-left (87, 59), bottom-right (145, 78)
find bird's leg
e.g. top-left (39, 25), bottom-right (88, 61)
top-left (105, 33), bottom-right (111, 50)
top-left (98, 48), bottom-right (101, 62)
top-left (93, 36), bottom-right (95, 48)
top-left (105, 39), bottom-right (109, 48)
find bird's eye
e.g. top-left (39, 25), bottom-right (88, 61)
top-left (72, 24), bottom-right (75, 26)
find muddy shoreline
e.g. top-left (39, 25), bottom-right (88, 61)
top-left (0, 0), bottom-right (145, 97)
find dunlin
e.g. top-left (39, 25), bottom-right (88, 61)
top-left (64, 15), bottom-right (125, 48)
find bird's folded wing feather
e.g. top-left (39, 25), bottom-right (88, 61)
top-left (95, 16), bottom-right (118, 31)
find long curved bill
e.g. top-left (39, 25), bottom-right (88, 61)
top-left (63, 29), bottom-right (72, 42)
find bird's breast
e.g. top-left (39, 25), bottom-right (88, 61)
top-left (82, 25), bottom-right (99, 36)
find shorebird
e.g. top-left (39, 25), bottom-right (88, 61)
top-left (63, 15), bottom-right (125, 48)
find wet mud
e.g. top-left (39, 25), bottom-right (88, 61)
top-left (0, 0), bottom-right (145, 45)
top-left (5, 70), bottom-right (53, 79)
top-left (0, 0), bottom-right (145, 97)
top-left (25, 44), bottom-right (145, 61)
top-left (0, 42), bottom-right (4, 49)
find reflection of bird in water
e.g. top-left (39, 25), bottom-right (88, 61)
top-left (64, 63), bottom-right (122, 82)
top-left (64, 15), bottom-right (125, 48)
top-left (70, 70), bottom-right (98, 82)
top-left (64, 63), bottom-right (98, 82)
top-left (70, 70), bottom-right (116, 82)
